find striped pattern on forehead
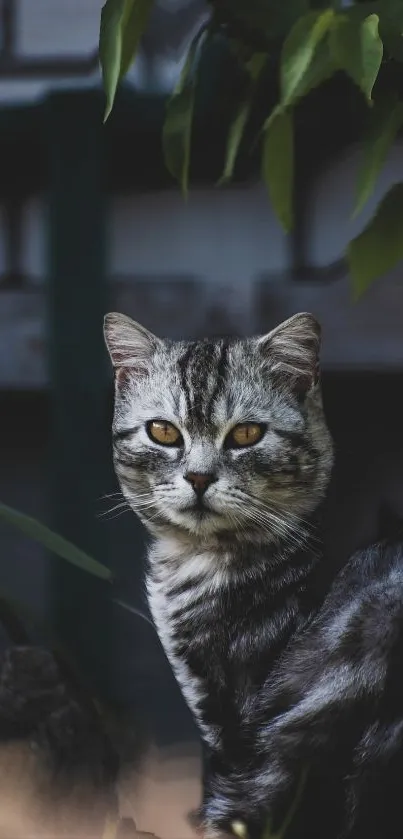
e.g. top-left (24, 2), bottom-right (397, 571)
top-left (177, 339), bottom-right (230, 427)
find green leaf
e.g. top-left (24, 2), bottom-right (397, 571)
top-left (162, 27), bottom-right (206, 197)
top-left (219, 53), bottom-right (267, 185)
top-left (245, 52), bottom-right (268, 81)
top-left (262, 109), bottom-right (294, 231)
top-left (348, 182), bottom-right (403, 297)
top-left (329, 13), bottom-right (383, 101)
top-left (119, 0), bottom-right (154, 79)
top-left (288, 36), bottom-right (338, 102)
top-left (219, 100), bottom-right (252, 185)
top-left (100, 0), bottom-right (125, 121)
top-left (99, 0), bottom-right (154, 122)
top-left (162, 86), bottom-right (194, 198)
top-left (280, 8), bottom-right (335, 106)
top-left (354, 96), bottom-right (403, 216)
top-left (0, 502), bottom-right (112, 581)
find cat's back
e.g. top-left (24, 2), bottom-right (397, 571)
top-left (261, 539), bottom-right (403, 839)
top-left (332, 533), bottom-right (403, 595)
top-left (319, 539), bottom-right (403, 839)
top-left (269, 535), bottom-right (403, 708)
top-left (322, 536), bottom-right (403, 658)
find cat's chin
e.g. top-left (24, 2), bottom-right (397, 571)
top-left (171, 508), bottom-right (229, 537)
top-left (142, 497), bottom-right (241, 538)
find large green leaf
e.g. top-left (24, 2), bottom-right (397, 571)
top-left (287, 36), bottom-right (338, 103)
top-left (119, 0), bottom-right (154, 79)
top-left (262, 109), bottom-right (294, 231)
top-left (280, 8), bottom-right (335, 107)
top-left (264, 32), bottom-right (337, 151)
top-left (0, 502), bottom-right (112, 581)
top-left (344, 2), bottom-right (403, 62)
top-left (99, 0), bottom-right (154, 121)
top-left (348, 182), bottom-right (403, 298)
top-left (100, 0), bottom-right (125, 121)
top-left (329, 13), bottom-right (383, 101)
top-left (354, 95), bottom-right (403, 216)
top-left (162, 27), bottom-right (206, 197)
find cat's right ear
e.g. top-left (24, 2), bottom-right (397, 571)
top-left (257, 312), bottom-right (321, 396)
top-left (103, 312), bottom-right (160, 379)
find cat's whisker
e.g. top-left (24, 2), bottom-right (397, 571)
top-left (259, 503), bottom-right (320, 544)
top-left (97, 500), bottom-right (130, 519)
top-left (100, 506), bottom-right (132, 521)
top-left (232, 489), bottom-right (315, 552)
top-left (119, 489), bottom-right (156, 498)
top-left (99, 491), bottom-right (124, 501)
top-left (245, 512), bottom-right (288, 545)
top-left (243, 506), bottom-right (308, 553)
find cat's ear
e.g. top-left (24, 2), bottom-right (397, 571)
top-left (104, 312), bottom-right (160, 376)
top-left (258, 312), bottom-right (321, 394)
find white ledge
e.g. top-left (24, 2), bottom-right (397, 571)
top-left (1, 271), bottom-right (403, 388)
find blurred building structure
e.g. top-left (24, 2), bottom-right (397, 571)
top-left (1, 0), bottom-right (403, 744)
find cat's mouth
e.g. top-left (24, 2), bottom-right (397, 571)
top-left (183, 500), bottom-right (213, 515)
top-left (180, 494), bottom-right (223, 519)
top-left (170, 498), bottom-right (233, 535)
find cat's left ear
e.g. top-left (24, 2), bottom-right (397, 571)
top-left (257, 312), bottom-right (321, 395)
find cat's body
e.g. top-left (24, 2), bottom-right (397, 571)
top-left (203, 533), bottom-right (403, 839)
top-left (147, 519), bottom-right (320, 751)
top-left (104, 311), bottom-right (403, 839)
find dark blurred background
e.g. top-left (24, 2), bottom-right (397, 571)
top-left (1, 0), bottom-right (403, 750)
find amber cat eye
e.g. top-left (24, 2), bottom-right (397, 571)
top-left (147, 420), bottom-right (183, 446)
top-left (225, 422), bottom-right (266, 449)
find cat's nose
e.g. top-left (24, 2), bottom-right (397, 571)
top-left (184, 472), bottom-right (217, 495)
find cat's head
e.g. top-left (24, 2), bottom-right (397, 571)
top-left (104, 312), bottom-right (333, 545)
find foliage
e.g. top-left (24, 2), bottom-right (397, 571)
top-left (100, 0), bottom-right (154, 121)
top-left (0, 501), bottom-right (112, 580)
top-left (98, 0), bottom-right (403, 295)
top-left (0, 501), bottom-right (154, 622)
top-left (162, 25), bottom-right (208, 197)
top-left (349, 180), bottom-right (403, 295)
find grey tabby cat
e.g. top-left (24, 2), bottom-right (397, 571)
top-left (104, 312), bottom-right (403, 839)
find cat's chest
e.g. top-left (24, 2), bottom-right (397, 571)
top-left (146, 543), bottom-right (230, 745)
top-left (146, 540), bottom-right (292, 746)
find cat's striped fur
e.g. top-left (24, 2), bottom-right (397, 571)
top-left (104, 312), bottom-right (403, 839)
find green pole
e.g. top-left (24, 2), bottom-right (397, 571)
top-left (46, 90), bottom-right (115, 700)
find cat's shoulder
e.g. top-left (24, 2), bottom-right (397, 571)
top-left (315, 537), bottom-right (403, 658)
top-left (338, 535), bottom-right (403, 594)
